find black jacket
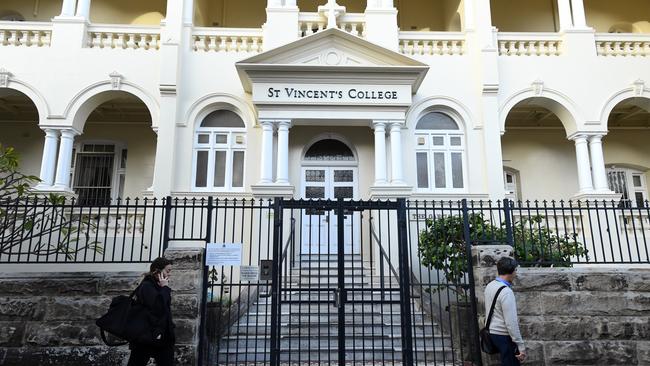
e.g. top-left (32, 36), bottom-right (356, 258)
top-left (133, 275), bottom-right (176, 347)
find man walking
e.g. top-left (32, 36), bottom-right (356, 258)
top-left (484, 257), bottom-right (526, 365)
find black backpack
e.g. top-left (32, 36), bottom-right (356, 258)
top-left (479, 285), bottom-right (507, 354)
top-left (95, 284), bottom-right (158, 346)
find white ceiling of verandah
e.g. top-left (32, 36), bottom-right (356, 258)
top-left (0, 92), bottom-right (151, 125)
top-left (506, 98), bottom-right (650, 130)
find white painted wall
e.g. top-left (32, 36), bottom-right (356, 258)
top-left (0, 0), bottom-right (649, 204)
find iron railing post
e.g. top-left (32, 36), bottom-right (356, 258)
top-left (503, 198), bottom-right (515, 247)
top-left (270, 197), bottom-right (283, 366)
top-left (461, 199), bottom-right (483, 365)
top-left (197, 196), bottom-right (213, 366)
top-left (162, 195), bottom-right (172, 252)
top-left (336, 198), bottom-right (347, 366)
top-left (396, 198), bottom-right (414, 366)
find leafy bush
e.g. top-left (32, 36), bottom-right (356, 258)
top-left (0, 144), bottom-right (101, 258)
top-left (418, 212), bottom-right (588, 298)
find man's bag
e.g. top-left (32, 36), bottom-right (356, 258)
top-left (479, 285), bottom-right (507, 354)
top-left (96, 285), bottom-right (155, 346)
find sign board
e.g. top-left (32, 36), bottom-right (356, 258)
top-left (240, 266), bottom-right (259, 282)
top-left (252, 83), bottom-right (412, 106)
top-left (205, 243), bottom-right (242, 266)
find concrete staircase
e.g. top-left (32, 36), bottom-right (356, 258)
top-left (215, 254), bottom-right (455, 365)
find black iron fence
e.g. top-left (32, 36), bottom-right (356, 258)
top-left (0, 197), bottom-right (168, 263)
top-left (2, 196), bottom-right (649, 366)
top-left (2, 197), bottom-right (648, 265)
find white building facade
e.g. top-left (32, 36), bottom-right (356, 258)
top-left (1, 0), bottom-right (650, 206)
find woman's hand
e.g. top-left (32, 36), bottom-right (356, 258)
top-left (158, 272), bottom-right (169, 287)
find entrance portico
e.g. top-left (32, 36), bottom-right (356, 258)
top-left (236, 28), bottom-right (429, 199)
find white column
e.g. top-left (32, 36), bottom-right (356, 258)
top-left (36, 129), bottom-right (60, 188)
top-left (60, 0), bottom-right (76, 16)
top-left (183, 0), bottom-right (195, 24)
top-left (75, 0), bottom-right (91, 18)
top-left (463, 0), bottom-right (475, 31)
top-left (570, 0), bottom-right (588, 29)
top-left (276, 120), bottom-right (291, 185)
top-left (573, 135), bottom-right (594, 193)
top-left (389, 122), bottom-right (404, 185)
top-left (557, 0), bottom-right (573, 30)
top-left (259, 120), bottom-right (275, 184)
top-left (588, 134), bottom-right (609, 192)
top-left (53, 129), bottom-right (77, 191)
top-left (373, 121), bottom-right (387, 185)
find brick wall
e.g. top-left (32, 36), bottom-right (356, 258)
top-left (473, 245), bottom-right (650, 366)
top-left (0, 247), bottom-right (204, 366)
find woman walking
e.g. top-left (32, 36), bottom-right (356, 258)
top-left (127, 257), bottom-right (176, 366)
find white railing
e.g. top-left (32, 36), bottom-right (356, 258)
top-left (87, 24), bottom-right (161, 50)
top-left (398, 31), bottom-right (465, 56)
top-left (0, 21), bottom-right (51, 47)
top-left (192, 27), bottom-right (264, 53)
top-left (595, 34), bottom-right (650, 57)
top-left (498, 32), bottom-right (562, 56)
top-left (298, 12), bottom-right (365, 38)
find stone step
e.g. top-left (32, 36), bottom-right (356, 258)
top-left (214, 346), bottom-right (456, 363)
top-left (219, 335), bottom-right (452, 350)
top-left (235, 313), bottom-right (431, 325)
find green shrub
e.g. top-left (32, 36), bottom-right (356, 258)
top-left (418, 212), bottom-right (588, 298)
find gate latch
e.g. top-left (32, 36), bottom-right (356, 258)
top-left (334, 288), bottom-right (344, 309)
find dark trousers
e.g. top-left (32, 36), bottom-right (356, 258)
top-left (490, 334), bottom-right (520, 366)
top-left (127, 344), bottom-right (174, 366)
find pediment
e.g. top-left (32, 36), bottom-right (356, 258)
top-left (236, 28), bottom-right (429, 93)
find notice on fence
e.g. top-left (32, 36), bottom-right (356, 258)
top-left (206, 243), bottom-right (242, 266)
top-left (240, 266), bottom-right (259, 282)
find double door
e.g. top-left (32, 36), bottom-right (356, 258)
top-left (301, 167), bottom-right (359, 254)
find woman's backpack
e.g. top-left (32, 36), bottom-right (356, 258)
top-left (95, 284), bottom-right (157, 346)
top-left (479, 285), bottom-right (507, 354)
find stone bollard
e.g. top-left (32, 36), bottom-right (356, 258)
top-left (164, 246), bottom-right (205, 366)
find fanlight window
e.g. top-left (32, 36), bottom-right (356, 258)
top-left (193, 110), bottom-right (246, 191)
top-left (414, 112), bottom-right (466, 191)
top-left (304, 139), bottom-right (355, 161)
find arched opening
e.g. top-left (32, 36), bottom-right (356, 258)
top-left (301, 136), bottom-right (359, 254)
top-left (89, 0), bottom-right (166, 25)
top-left (585, 0), bottom-right (650, 34)
top-left (491, 0), bottom-right (559, 32)
top-left (396, 0), bottom-right (463, 31)
top-left (195, 0), bottom-right (266, 27)
top-left (304, 138), bottom-right (356, 162)
top-left (0, 1), bottom-right (60, 22)
top-left (413, 111), bottom-right (466, 192)
top-left (501, 98), bottom-right (576, 200)
top-left (74, 92), bottom-right (156, 204)
top-left (192, 109), bottom-right (247, 191)
top-left (0, 89), bottom-right (42, 178)
top-left (603, 98), bottom-right (650, 207)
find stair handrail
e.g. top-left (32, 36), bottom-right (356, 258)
top-left (369, 215), bottom-right (400, 280)
top-left (279, 217), bottom-right (296, 265)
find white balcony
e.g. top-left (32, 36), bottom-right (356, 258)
top-left (87, 24), bottom-right (161, 51)
top-left (0, 21), bottom-right (52, 48)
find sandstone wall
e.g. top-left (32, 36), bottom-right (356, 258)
top-left (0, 247), bottom-right (204, 366)
top-left (473, 245), bottom-right (650, 366)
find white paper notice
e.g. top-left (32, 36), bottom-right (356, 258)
top-left (240, 266), bottom-right (259, 282)
top-left (206, 243), bottom-right (242, 266)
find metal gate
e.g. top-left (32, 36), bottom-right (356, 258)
top-left (201, 198), bottom-right (482, 366)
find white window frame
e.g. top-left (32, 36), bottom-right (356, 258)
top-left (192, 124), bottom-right (246, 192)
top-left (414, 113), bottom-right (467, 193)
top-left (607, 166), bottom-right (648, 207)
top-left (71, 141), bottom-right (127, 201)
